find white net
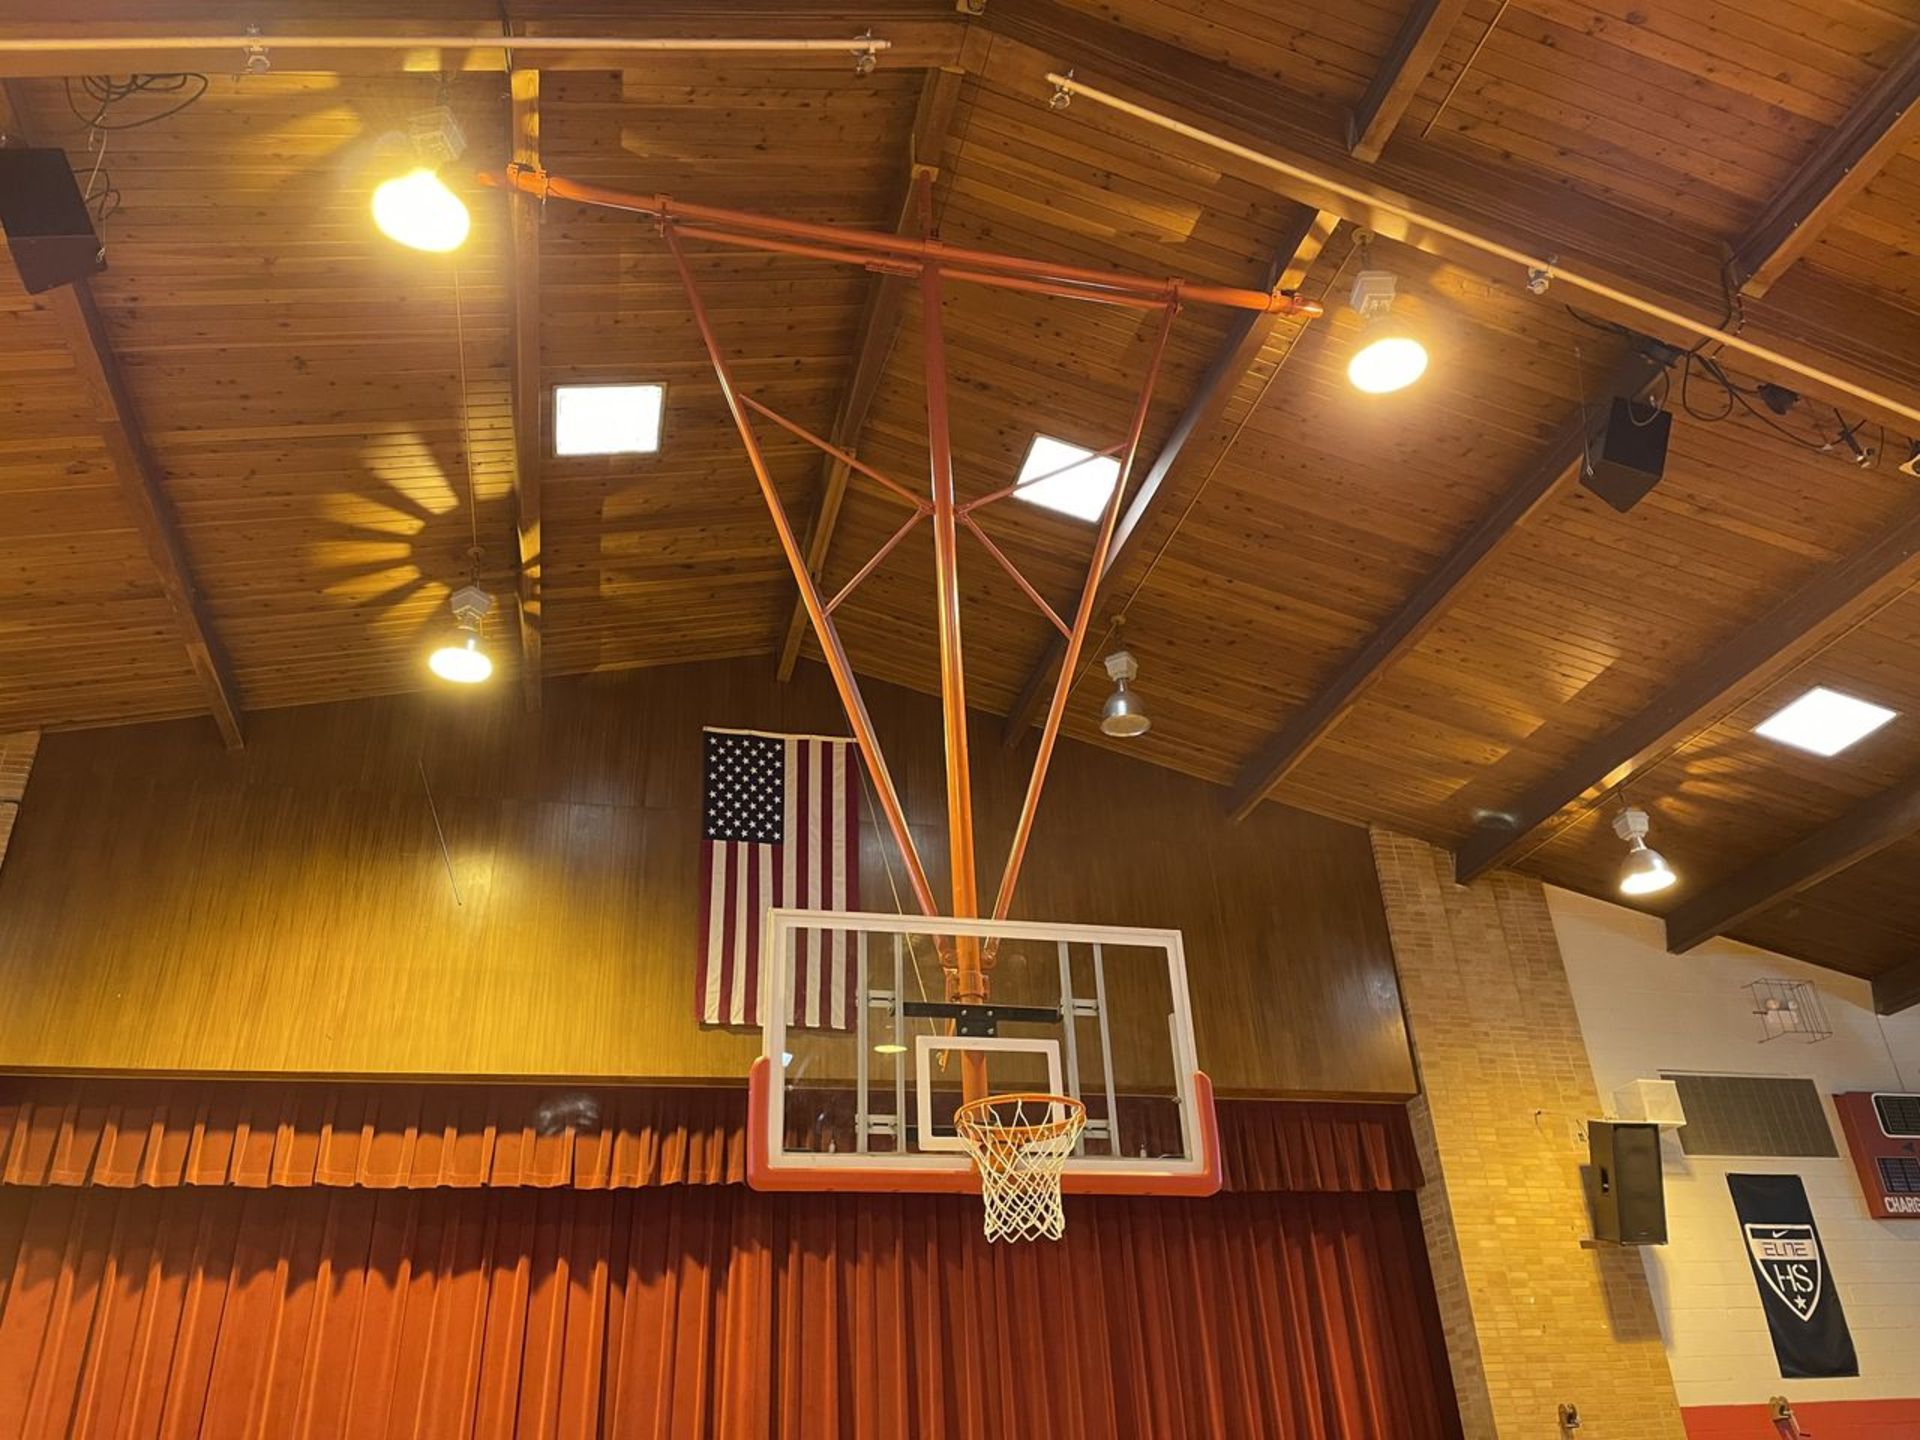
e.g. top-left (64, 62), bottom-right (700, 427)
top-left (953, 1093), bottom-right (1087, 1243)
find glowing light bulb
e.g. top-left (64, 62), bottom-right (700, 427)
top-left (372, 168), bottom-right (470, 253)
top-left (428, 632), bottom-right (492, 684)
top-left (1347, 332), bottom-right (1429, 394)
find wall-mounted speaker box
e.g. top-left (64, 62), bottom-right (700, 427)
top-left (1588, 1120), bottom-right (1667, 1245)
top-left (0, 147), bottom-right (106, 294)
top-left (1580, 395), bottom-right (1672, 513)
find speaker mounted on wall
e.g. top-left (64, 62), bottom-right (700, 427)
top-left (0, 147), bottom-right (107, 294)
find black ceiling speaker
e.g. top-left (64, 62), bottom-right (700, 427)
top-left (1579, 393), bottom-right (1673, 513)
top-left (0, 147), bottom-right (107, 294)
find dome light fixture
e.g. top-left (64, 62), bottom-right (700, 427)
top-left (372, 104), bottom-right (470, 253)
top-left (1612, 807), bottom-right (1676, 897)
top-left (1345, 267), bottom-right (1428, 395)
top-left (1099, 649), bottom-right (1151, 738)
top-left (428, 583), bottom-right (495, 684)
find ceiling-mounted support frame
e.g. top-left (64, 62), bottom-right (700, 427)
top-left (506, 166), bottom-right (1303, 1098)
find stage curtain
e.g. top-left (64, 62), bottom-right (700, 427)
top-left (0, 1180), bottom-right (1458, 1440)
top-left (0, 1079), bottom-right (1421, 1193)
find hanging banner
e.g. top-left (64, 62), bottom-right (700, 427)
top-left (1727, 1173), bottom-right (1858, 1379)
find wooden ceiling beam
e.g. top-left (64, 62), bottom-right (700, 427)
top-left (47, 281), bottom-right (245, 749)
top-left (0, 14), bottom-right (970, 78)
top-left (775, 64), bottom-right (965, 682)
top-left (507, 65), bottom-right (542, 709)
top-left (1667, 769), bottom-right (1920, 956)
top-left (1453, 507), bottom-right (1920, 885)
top-left (1731, 32), bottom-right (1920, 298)
top-left (1224, 348), bottom-right (1664, 821)
top-left (977, 1), bottom-right (1920, 436)
top-left (1348, 0), bottom-right (1473, 163)
top-left (2, 81), bottom-right (241, 747)
top-left (998, 205), bottom-right (1338, 746)
top-left (1874, 957), bottom-right (1920, 1017)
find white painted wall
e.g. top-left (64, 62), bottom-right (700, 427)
top-left (1547, 886), bottom-right (1920, 1409)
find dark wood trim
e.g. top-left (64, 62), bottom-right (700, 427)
top-left (508, 66), bottom-right (543, 709)
top-left (1225, 350), bottom-right (1663, 820)
top-left (1668, 770), bottom-right (1920, 954)
top-left (776, 65), bottom-right (965, 680)
top-left (1874, 957), bottom-right (1920, 1017)
top-left (1732, 34), bottom-right (1920, 298)
top-left (48, 282), bottom-right (246, 749)
top-left (1454, 508), bottom-right (1920, 884)
top-left (999, 205), bottom-right (1338, 745)
top-left (1348, 0), bottom-right (1473, 163)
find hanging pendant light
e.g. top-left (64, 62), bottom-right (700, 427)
top-left (428, 583), bottom-right (494, 683)
top-left (372, 103), bottom-right (471, 253)
top-left (1100, 650), bottom-right (1151, 738)
top-left (1612, 807), bottom-right (1676, 896)
top-left (1344, 241), bottom-right (1428, 395)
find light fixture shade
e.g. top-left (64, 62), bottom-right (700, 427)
top-left (1618, 839), bottom-right (1676, 896)
top-left (373, 168), bottom-right (470, 252)
top-left (1099, 649), bottom-right (1150, 737)
top-left (428, 583), bottom-right (494, 683)
top-left (1611, 807), bottom-right (1676, 896)
top-left (429, 632), bottom-right (492, 684)
top-left (1347, 327), bottom-right (1429, 394)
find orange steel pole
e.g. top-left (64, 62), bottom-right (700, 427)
top-left (921, 258), bottom-right (989, 1106)
top-left (481, 168), bottom-right (1323, 317)
top-left (991, 302), bottom-right (1179, 921)
top-left (662, 222), bottom-right (940, 919)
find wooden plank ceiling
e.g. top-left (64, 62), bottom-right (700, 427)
top-left (4, 0), bottom-right (1920, 993)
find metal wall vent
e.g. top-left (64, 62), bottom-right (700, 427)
top-left (1661, 1073), bottom-right (1837, 1157)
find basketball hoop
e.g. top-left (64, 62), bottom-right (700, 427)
top-left (953, 1092), bottom-right (1086, 1242)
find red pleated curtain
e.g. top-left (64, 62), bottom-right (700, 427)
top-left (0, 1082), bottom-right (1461, 1440)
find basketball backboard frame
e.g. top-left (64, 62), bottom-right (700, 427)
top-left (748, 907), bottom-right (1221, 1196)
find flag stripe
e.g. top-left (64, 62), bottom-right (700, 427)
top-left (698, 729), bottom-right (860, 1029)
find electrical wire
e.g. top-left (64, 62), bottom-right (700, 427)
top-left (451, 263), bottom-right (482, 561)
top-left (63, 73), bottom-right (208, 131)
top-left (1563, 303), bottom-right (1911, 464)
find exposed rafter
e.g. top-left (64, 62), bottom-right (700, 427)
top-left (1, 81), bottom-right (242, 748)
top-left (1875, 957), bottom-right (1920, 1017)
top-left (978, 1), bottom-right (1920, 435)
top-left (48, 281), bottom-right (246, 749)
top-left (1453, 508), bottom-right (1920, 885)
top-left (1348, 0), bottom-right (1473, 163)
top-left (776, 65), bottom-right (965, 681)
top-left (999, 204), bottom-right (1338, 745)
top-left (507, 64), bottom-right (543, 708)
top-left (1731, 32), bottom-right (1920, 298)
top-left (1667, 768), bottom-right (1920, 956)
top-left (1225, 349), bottom-right (1664, 821)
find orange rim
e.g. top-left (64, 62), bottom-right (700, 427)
top-left (952, 1092), bottom-right (1086, 1153)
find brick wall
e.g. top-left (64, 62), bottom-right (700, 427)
top-left (1371, 829), bottom-right (1686, 1439)
top-left (0, 732), bottom-right (35, 869)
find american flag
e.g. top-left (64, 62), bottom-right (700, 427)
top-left (697, 728), bottom-right (861, 1029)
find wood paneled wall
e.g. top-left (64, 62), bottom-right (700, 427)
top-left (0, 660), bottom-right (1413, 1096)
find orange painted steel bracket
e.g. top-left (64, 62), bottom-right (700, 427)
top-left (478, 166), bottom-right (1324, 317)
top-left (745, 1056), bottom-right (1224, 1197)
top-left (661, 221), bottom-right (941, 919)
